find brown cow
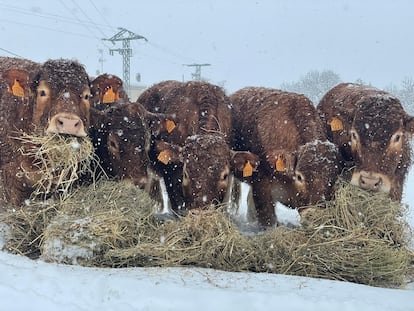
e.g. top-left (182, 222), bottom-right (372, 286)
top-left (90, 100), bottom-right (175, 190)
top-left (0, 58), bottom-right (91, 206)
top-left (230, 87), bottom-right (341, 227)
top-left (138, 80), bottom-right (259, 214)
top-left (317, 83), bottom-right (414, 201)
top-left (89, 74), bottom-right (175, 201)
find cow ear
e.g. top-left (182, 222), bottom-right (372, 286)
top-left (328, 116), bottom-right (344, 132)
top-left (231, 151), bottom-right (260, 177)
top-left (2, 69), bottom-right (31, 97)
top-left (404, 115), bottom-right (414, 135)
top-left (91, 74), bottom-right (124, 104)
top-left (133, 102), bottom-right (177, 136)
top-left (155, 140), bottom-right (182, 165)
top-left (267, 149), bottom-right (296, 174)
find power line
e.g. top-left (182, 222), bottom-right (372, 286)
top-left (0, 47), bottom-right (22, 58)
top-left (0, 3), bottom-right (114, 32)
top-left (70, 0), bottom-right (108, 38)
top-left (0, 18), bottom-right (96, 39)
top-left (59, 0), bottom-right (111, 49)
top-left (88, 0), bottom-right (113, 30)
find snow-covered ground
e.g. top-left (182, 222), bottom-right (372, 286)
top-left (0, 169), bottom-right (413, 311)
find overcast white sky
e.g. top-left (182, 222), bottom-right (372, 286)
top-left (0, 0), bottom-right (413, 94)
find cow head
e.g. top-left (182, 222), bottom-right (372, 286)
top-left (155, 134), bottom-right (259, 210)
top-left (90, 74), bottom-right (128, 108)
top-left (348, 96), bottom-right (414, 199)
top-left (91, 102), bottom-right (176, 189)
top-left (268, 140), bottom-right (341, 208)
top-left (31, 59), bottom-right (91, 137)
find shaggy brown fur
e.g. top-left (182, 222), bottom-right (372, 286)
top-left (231, 87), bottom-right (341, 227)
top-left (0, 58), bottom-right (91, 206)
top-left (317, 83), bottom-right (414, 201)
top-left (138, 80), bottom-right (258, 213)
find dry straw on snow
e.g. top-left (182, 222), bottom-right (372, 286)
top-left (1, 179), bottom-right (413, 288)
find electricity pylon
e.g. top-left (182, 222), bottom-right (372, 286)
top-left (103, 27), bottom-right (147, 96)
top-left (184, 63), bottom-right (211, 81)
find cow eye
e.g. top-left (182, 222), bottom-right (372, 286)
top-left (350, 130), bottom-right (359, 142)
top-left (295, 173), bottom-right (304, 183)
top-left (393, 134), bottom-right (401, 143)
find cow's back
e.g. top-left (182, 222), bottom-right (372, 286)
top-left (231, 87), bottom-right (326, 158)
top-left (139, 80), bottom-right (231, 145)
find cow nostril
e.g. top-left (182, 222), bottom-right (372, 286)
top-left (57, 119), bottom-right (64, 127)
top-left (374, 178), bottom-right (382, 189)
top-left (74, 120), bottom-right (80, 128)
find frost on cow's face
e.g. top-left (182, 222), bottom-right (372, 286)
top-left (31, 59), bottom-right (91, 137)
top-left (289, 140), bottom-right (341, 207)
top-left (180, 135), bottom-right (232, 209)
top-left (349, 96), bottom-right (408, 196)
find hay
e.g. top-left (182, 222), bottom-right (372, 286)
top-left (105, 207), bottom-right (257, 270)
top-left (1, 179), bottom-right (412, 288)
top-left (14, 132), bottom-right (100, 199)
top-left (40, 180), bottom-right (160, 266)
top-left (0, 201), bottom-right (59, 258)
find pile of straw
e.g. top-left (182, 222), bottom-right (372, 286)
top-left (15, 133), bottom-right (99, 199)
top-left (1, 179), bottom-right (412, 288)
top-left (40, 180), bottom-right (159, 265)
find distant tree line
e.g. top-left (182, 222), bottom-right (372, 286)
top-left (280, 70), bottom-right (341, 105)
top-left (384, 78), bottom-right (414, 114)
top-left (280, 70), bottom-right (414, 113)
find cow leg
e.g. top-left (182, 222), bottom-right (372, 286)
top-left (251, 177), bottom-right (276, 227)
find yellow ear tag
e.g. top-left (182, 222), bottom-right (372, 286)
top-left (275, 156), bottom-right (286, 172)
top-left (243, 161), bottom-right (253, 177)
top-left (102, 86), bottom-right (117, 104)
top-left (157, 150), bottom-right (171, 164)
top-left (165, 119), bottom-right (176, 133)
top-left (10, 79), bottom-right (25, 97)
top-left (329, 117), bottom-right (343, 132)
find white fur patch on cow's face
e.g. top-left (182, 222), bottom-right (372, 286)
top-left (33, 80), bottom-right (52, 125)
top-left (350, 170), bottom-right (392, 194)
top-left (293, 170), bottom-right (306, 193)
top-left (387, 130), bottom-right (403, 155)
top-left (217, 164), bottom-right (230, 192)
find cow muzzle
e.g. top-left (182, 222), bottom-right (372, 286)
top-left (350, 170), bottom-right (391, 194)
top-left (47, 113), bottom-right (87, 137)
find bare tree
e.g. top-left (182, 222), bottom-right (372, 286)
top-left (280, 70), bottom-right (341, 105)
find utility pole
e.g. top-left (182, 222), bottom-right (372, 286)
top-left (98, 49), bottom-right (105, 74)
top-left (102, 27), bottom-right (147, 97)
top-left (184, 63), bottom-right (211, 81)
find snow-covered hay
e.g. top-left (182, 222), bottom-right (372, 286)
top-left (39, 180), bottom-right (159, 265)
top-left (14, 132), bottom-right (99, 199)
top-left (1, 179), bottom-right (412, 288)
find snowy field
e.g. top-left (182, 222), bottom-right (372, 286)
top-left (0, 169), bottom-right (413, 310)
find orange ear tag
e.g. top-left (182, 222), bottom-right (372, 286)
top-left (275, 156), bottom-right (286, 172)
top-left (102, 86), bottom-right (117, 104)
top-left (9, 79), bottom-right (25, 97)
top-left (165, 119), bottom-right (176, 133)
top-left (329, 117), bottom-right (343, 132)
top-left (157, 150), bottom-right (171, 164)
top-left (243, 161), bottom-right (253, 177)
